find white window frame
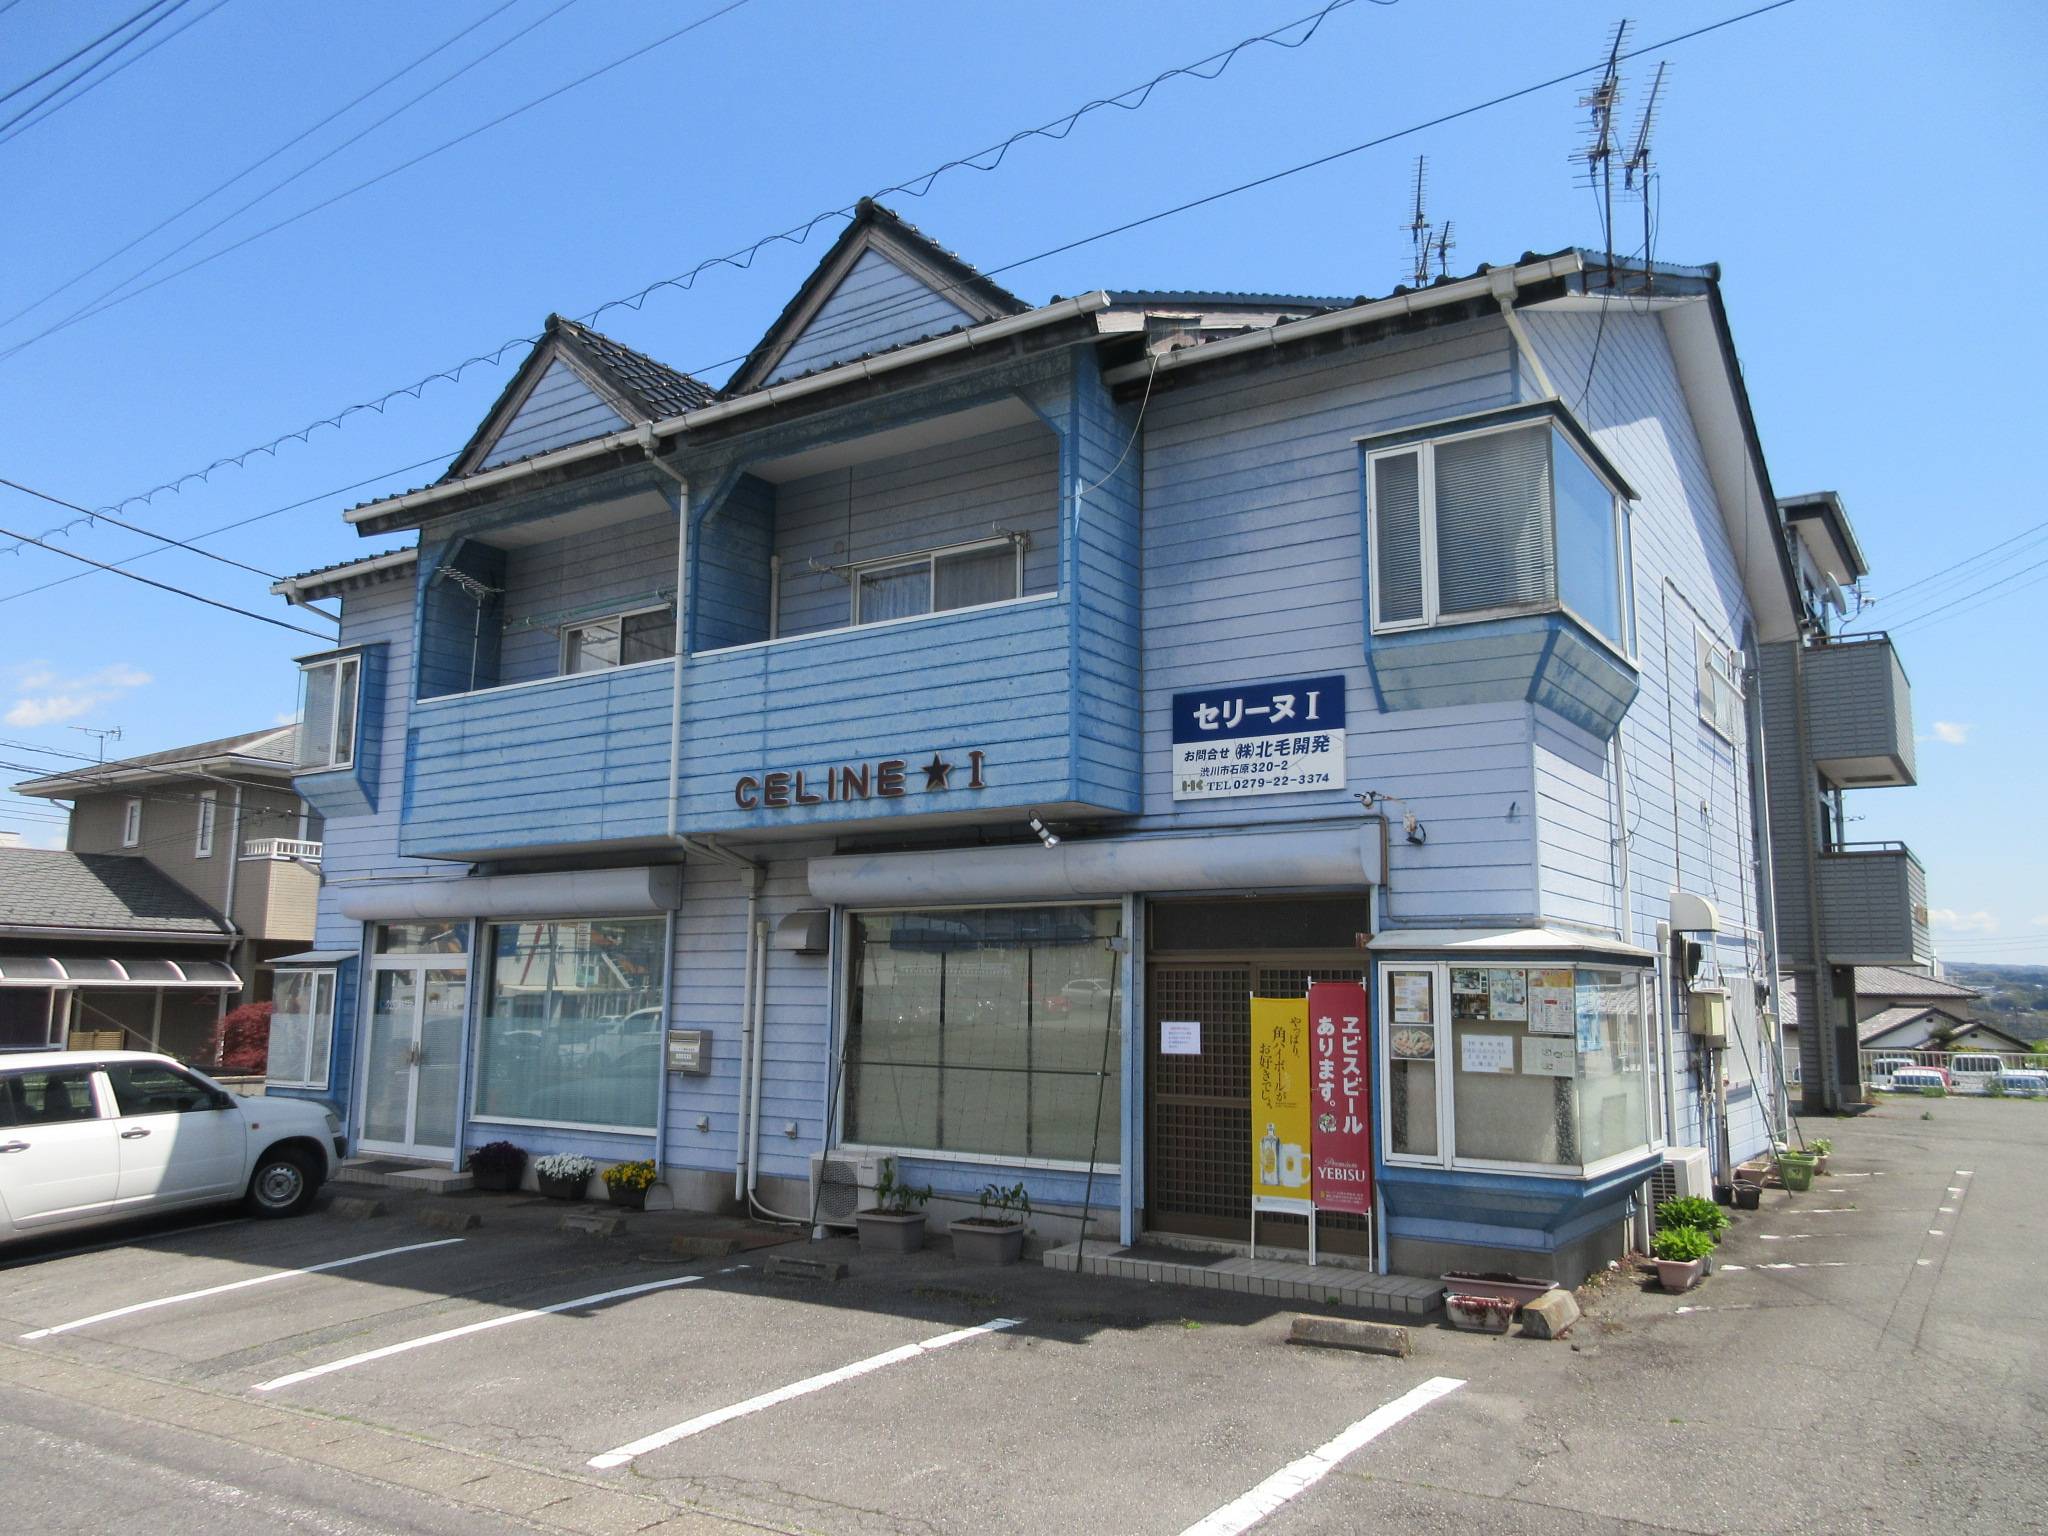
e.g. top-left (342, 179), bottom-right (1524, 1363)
top-left (559, 603), bottom-right (676, 676)
top-left (1697, 629), bottom-right (1742, 742)
top-left (264, 967), bottom-right (336, 1091)
top-left (121, 797), bottom-right (142, 848)
top-left (194, 790), bottom-right (217, 859)
top-left (1377, 960), bottom-right (1657, 1180)
top-left (847, 535), bottom-right (1025, 627)
top-left (1364, 418), bottom-right (1632, 656)
top-left (298, 652), bottom-right (360, 773)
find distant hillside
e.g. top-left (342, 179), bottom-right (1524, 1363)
top-left (1944, 962), bottom-right (2048, 1047)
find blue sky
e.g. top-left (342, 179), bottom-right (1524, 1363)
top-left (1, 0), bottom-right (2042, 963)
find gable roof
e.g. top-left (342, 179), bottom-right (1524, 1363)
top-left (446, 315), bottom-right (715, 481)
top-left (1857, 1004), bottom-right (1968, 1045)
top-left (0, 848), bottom-right (232, 939)
top-left (1855, 965), bottom-right (1980, 1002)
top-left (13, 726), bottom-right (298, 799)
top-left (724, 200), bottom-right (1030, 397)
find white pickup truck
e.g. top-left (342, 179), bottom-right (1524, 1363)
top-left (0, 1050), bottom-right (343, 1241)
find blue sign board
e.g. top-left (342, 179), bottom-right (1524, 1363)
top-left (1170, 675), bottom-right (1348, 801)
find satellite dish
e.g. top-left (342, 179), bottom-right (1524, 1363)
top-left (1823, 577), bottom-right (1848, 616)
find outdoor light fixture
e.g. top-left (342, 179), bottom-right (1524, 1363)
top-left (1028, 814), bottom-right (1060, 849)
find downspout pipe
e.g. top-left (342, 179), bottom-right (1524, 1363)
top-left (191, 769), bottom-right (247, 1033)
top-left (733, 866), bottom-right (762, 1203)
top-left (1488, 269), bottom-right (1561, 401)
top-left (635, 427), bottom-right (689, 843)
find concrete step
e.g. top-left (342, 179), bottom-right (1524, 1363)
top-left (1043, 1241), bottom-right (1444, 1317)
top-left (333, 1158), bottom-right (473, 1195)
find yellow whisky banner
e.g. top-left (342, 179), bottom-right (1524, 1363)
top-left (1249, 995), bottom-right (1312, 1213)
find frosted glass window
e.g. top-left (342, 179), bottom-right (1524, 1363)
top-left (934, 546), bottom-right (1017, 611)
top-left (856, 562), bottom-right (929, 623)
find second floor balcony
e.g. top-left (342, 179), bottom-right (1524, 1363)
top-left (1804, 632), bottom-right (1914, 788)
top-left (1817, 842), bottom-right (1930, 966)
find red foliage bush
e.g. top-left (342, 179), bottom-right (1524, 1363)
top-left (217, 1001), bottom-right (271, 1075)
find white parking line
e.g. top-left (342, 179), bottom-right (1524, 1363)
top-left (587, 1315), bottom-right (1021, 1470)
top-left (20, 1239), bottom-right (466, 1340)
top-left (1178, 1376), bottom-right (1465, 1536)
top-left (253, 1267), bottom-right (742, 1392)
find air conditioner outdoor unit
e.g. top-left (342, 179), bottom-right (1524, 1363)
top-left (807, 1151), bottom-right (884, 1229)
top-left (1649, 1147), bottom-right (1712, 1209)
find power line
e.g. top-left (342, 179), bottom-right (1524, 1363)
top-left (0, 0), bottom-right (1377, 553)
top-left (1886, 553), bottom-right (2048, 636)
top-left (1846, 515), bottom-right (2048, 630)
top-left (0, 519), bottom-right (335, 639)
top-left (0, 449), bottom-right (448, 607)
top-left (0, 474), bottom-right (289, 585)
top-left (0, 0), bottom-right (177, 107)
top-left (1, 0), bottom-right (523, 324)
top-left (0, 0), bottom-right (210, 144)
top-left (3, 0), bottom-right (747, 360)
top-left (0, 0), bottom-right (193, 137)
top-left (0, 0), bottom-right (226, 147)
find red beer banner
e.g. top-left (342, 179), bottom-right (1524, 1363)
top-left (1308, 980), bottom-right (1372, 1215)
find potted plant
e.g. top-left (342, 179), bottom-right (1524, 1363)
top-left (534, 1153), bottom-right (596, 1201)
top-left (468, 1140), bottom-right (526, 1193)
top-left (1732, 1181), bottom-right (1762, 1210)
top-left (1443, 1293), bottom-right (1517, 1333)
top-left (1807, 1138), bottom-right (1833, 1176)
top-left (1439, 1271), bottom-right (1553, 1309)
top-left (1651, 1225), bottom-right (1715, 1292)
top-left (1655, 1195), bottom-right (1730, 1239)
top-left (1777, 1150), bottom-right (1816, 1193)
top-left (950, 1181), bottom-right (1030, 1265)
top-left (856, 1157), bottom-right (931, 1254)
top-left (602, 1159), bottom-right (657, 1211)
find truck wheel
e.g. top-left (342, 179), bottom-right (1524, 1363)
top-left (245, 1147), bottom-right (318, 1218)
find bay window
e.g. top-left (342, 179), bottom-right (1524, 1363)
top-left (297, 652), bottom-right (360, 772)
top-left (474, 917), bottom-right (665, 1130)
top-left (1380, 961), bottom-right (1655, 1175)
top-left (843, 904), bottom-right (1121, 1164)
top-left (1366, 408), bottom-right (1633, 650)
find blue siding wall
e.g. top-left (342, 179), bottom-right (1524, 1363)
top-left (1070, 361), bottom-right (1144, 810)
top-left (497, 507), bottom-right (677, 685)
top-left (481, 356), bottom-right (626, 469)
top-left (692, 473), bottom-right (774, 652)
top-left (767, 249), bottom-right (975, 385)
top-left (770, 419), bottom-right (1059, 638)
top-left (417, 540), bottom-right (507, 698)
top-left (1131, 317), bottom-right (1537, 921)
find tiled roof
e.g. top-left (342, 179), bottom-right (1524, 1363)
top-left (554, 317), bottom-right (715, 416)
top-left (1854, 966), bottom-right (1980, 1001)
top-left (0, 849), bottom-right (231, 937)
top-left (1104, 290), bottom-right (1349, 311)
top-left (278, 547), bottom-right (416, 586)
top-left (1857, 1005), bottom-right (1954, 1045)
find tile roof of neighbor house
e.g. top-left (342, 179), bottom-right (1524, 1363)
top-left (13, 725), bottom-right (299, 799)
top-left (1854, 966), bottom-right (1981, 1001)
top-left (0, 848), bottom-right (232, 937)
top-left (1857, 1004), bottom-right (1967, 1045)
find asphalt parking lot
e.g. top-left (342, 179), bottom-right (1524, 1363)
top-left (4, 1098), bottom-right (2045, 1536)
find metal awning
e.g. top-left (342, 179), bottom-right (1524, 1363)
top-left (264, 949), bottom-right (359, 967)
top-left (0, 956), bottom-right (243, 989)
top-left (1368, 926), bottom-right (1655, 961)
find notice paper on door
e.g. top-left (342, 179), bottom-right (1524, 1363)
top-left (1460, 1033), bottom-right (1516, 1075)
top-left (1522, 1036), bottom-right (1576, 1077)
top-left (1160, 1020), bottom-right (1202, 1056)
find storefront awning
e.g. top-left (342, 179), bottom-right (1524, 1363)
top-left (1369, 926), bottom-right (1655, 960)
top-left (807, 824), bottom-right (1381, 907)
top-left (335, 865), bottom-right (682, 922)
top-left (265, 949), bottom-right (359, 967)
top-left (0, 955), bottom-right (242, 988)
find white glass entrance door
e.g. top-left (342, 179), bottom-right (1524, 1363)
top-left (360, 948), bottom-right (469, 1159)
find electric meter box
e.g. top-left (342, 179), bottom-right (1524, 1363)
top-left (1687, 986), bottom-right (1729, 1045)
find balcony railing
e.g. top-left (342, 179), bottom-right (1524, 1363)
top-left (241, 837), bottom-right (322, 862)
top-left (1818, 842), bottom-right (1928, 966)
top-left (1804, 632), bottom-right (1914, 788)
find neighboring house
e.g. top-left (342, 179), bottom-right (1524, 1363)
top-left (1757, 494), bottom-right (1934, 1112)
top-left (0, 847), bottom-right (239, 1057)
top-left (268, 201), bottom-right (1817, 1285)
top-left (1856, 1004), bottom-right (2030, 1057)
top-left (1854, 963), bottom-right (1979, 1023)
top-left (11, 727), bottom-right (323, 1036)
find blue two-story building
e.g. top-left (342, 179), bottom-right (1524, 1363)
top-left (269, 202), bottom-right (1807, 1284)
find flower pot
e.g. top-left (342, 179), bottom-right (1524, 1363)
top-left (1812, 1154), bottom-right (1830, 1177)
top-left (607, 1183), bottom-right (648, 1211)
top-left (538, 1171), bottom-right (590, 1201)
top-left (471, 1164), bottom-right (522, 1193)
top-left (1439, 1272), bottom-right (1552, 1309)
top-left (1778, 1155), bottom-right (1815, 1193)
top-left (1733, 1182), bottom-right (1762, 1210)
top-left (1654, 1257), bottom-right (1705, 1293)
top-left (856, 1209), bottom-right (926, 1254)
top-left (949, 1219), bottom-right (1025, 1265)
top-left (1443, 1293), bottom-right (1517, 1333)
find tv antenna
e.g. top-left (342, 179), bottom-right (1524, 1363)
top-left (1405, 155), bottom-right (1432, 288)
top-left (1573, 19), bottom-right (1631, 287)
top-left (1624, 59), bottom-right (1668, 291)
top-left (68, 724), bottom-right (121, 762)
top-left (1433, 220), bottom-right (1455, 280)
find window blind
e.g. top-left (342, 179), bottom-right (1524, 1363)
top-left (1373, 452), bottom-right (1424, 623)
top-left (1433, 426), bottom-right (1553, 615)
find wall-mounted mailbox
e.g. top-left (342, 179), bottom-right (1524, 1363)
top-left (667, 1028), bottom-right (710, 1074)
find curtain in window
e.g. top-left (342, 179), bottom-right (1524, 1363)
top-left (1372, 452), bottom-right (1424, 623)
top-left (1553, 436), bottom-right (1624, 643)
top-left (1434, 426), bottom-right (1553, 615)
top-left (475, 919), bottom-right (665, 1129)
top-left (619, 608), bottom-right (676, 663)
top-left (858, 563), bottom-right (930, 622)
top-left (934, 546), bottom-right (1015, 612)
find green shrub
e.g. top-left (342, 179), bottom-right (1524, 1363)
top-left (1652, 1226), bottom-right (1716, 1262)
top-left (1807, 1138), bottom-right (1833, 1157)
top-left (1655, 1196), bottom-right (1728, 1236)
top-left (1921, 1084), bottom-right (1946, 1098)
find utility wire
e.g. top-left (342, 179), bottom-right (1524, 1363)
top-left (1845, 515), bottom-right (2048, 630)
top-left (0, 0), bottom-right (176, 107)
top-left (3, 0), bottom-right (744, 359)
top-left (0, 0), bottom-right (227, 148)
top-left (0, 520), bottom-right (335, 638)
top-left (0, 0), bottom-right (1375, 553)
top-left (2, 0), bottom-right (1793, 573)
top-left (2, 474), bottom-right (286, 584)
top-left (1885, 553), bottom-right (2048, 636)
top-left (1, 0), bottom-right (524, 324)
top-left (0, 0), bottom-right (192, 137)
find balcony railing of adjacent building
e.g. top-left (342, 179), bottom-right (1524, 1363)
top-left (1817, 841), bottom-right (1929, 966)
top-left (1804, 631), bottom-right (1915, 788)
top-left (240, 838), bottom-right (322, 862)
